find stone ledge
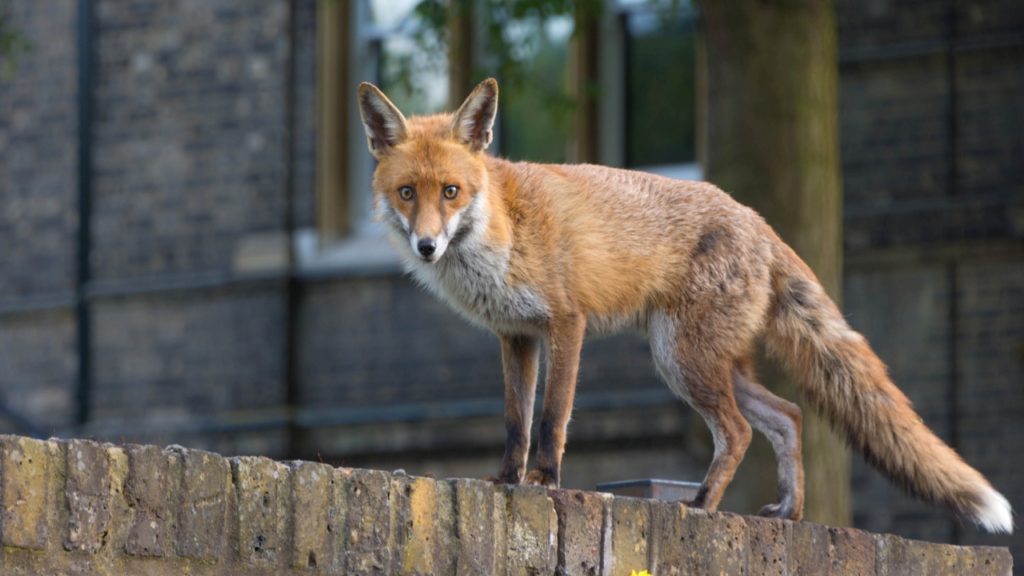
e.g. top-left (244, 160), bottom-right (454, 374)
top-left (0, 435), bottom-right (1012, 575)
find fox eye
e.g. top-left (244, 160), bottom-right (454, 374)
top-left (443, 185), bottom-right (459, 200)
top-left (398, 186), bottom-right (415, 201)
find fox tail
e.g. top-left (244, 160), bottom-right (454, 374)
top-left (763, 244), bottom-right (1013, 534)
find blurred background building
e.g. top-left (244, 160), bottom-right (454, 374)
top-left (0, 0), bottom-right (1020, 558)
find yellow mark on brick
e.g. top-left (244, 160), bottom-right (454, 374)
top-left (402, 478), bottom-right (438, 574)
top-left (1, 438), bottom-right (49, 548)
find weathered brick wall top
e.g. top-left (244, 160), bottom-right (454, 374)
top-left (0, 435), bottom-right (1011, 575)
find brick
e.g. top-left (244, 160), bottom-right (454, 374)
top-left (649, 500), bottom-right (689, 574)
top-left (64, 439), bottom-right (112, 554)
top-left (788, 521), bottom-right (830, 575)
top-left (394, 475), bottom-right (455, 576)
top-left (706, 512), bottom-right (748, 574)
top-left (493, 487), bottom-right (509, 574)
top-left (747, 517), bottom-right (788, 576)
top-left (829, 526), bottom-right (876, 575)
top-left (432, 480), bottom-right (457, 575)
top-left (551, 489), bottom-right (607, 576)
top-left (970, 545), bottom-right (1014, 576)
top-left (124, 444), bottom-right (179, 557)
top-left (875, 533), bottom-right (948, 576)
top-left (932, 545), bottom-right (989, 576)
top-left (652, 507), bottom-right (747, 576)
top-left (452, 479), bottom-right (501, 574)
top-left (289, 460), bottom-right (333, 571)
top-left (606, 496), bottom-right (651, 576)
top-left (390, 473), bottom-right (414, 574)
top-left (342, 468), bottom-right (392, 574)
top-left (174, 446), bottom-right (230, 561)
top-left (0, 436), bottom-right (51, 549)
top-left (325, 467), bottom-right (350, 572)
top-left (231, 456), bottom-right (290, 568)
top-left (504, 485), bottom-right (558, 576)
top-left (106, 445), bottom-right (131, 555)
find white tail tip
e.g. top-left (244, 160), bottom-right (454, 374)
top-left (973, 486), bottom-right (1014, 534)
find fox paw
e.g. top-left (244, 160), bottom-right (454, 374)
top-left (757, 502), bottom-right (799, 520)
top-left (524, 468), bottom-right (558, 488)
top-left (483, 472), bottom-right (521, 485)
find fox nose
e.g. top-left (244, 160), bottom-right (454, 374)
top-left (417, 238), bottom-right (437, 258)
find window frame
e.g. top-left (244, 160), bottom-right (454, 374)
top-left (304, 0), bottom-right (408, 275)
top-left (599, 0), bottom-right (703, 179)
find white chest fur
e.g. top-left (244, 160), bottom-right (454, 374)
top-left (406, 239), bottom-right (550, 334)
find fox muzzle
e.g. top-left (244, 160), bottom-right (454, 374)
top-left (417, 237), bottom-right (437, 258)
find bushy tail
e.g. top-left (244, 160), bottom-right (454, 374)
top-left (764, 245), bottom-right (1013, 534)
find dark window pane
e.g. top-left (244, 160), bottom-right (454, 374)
top-left (625, 7), bottom-right (697, 167)
top-left (378, 34), bottom-right (448, 115)
top-left (370, 0), bottom-right (448, 115)
top-left (499, 17), bottom-right (573, 163)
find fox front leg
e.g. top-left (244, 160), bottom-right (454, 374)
top-left (492, 334), bottom-right (541, 484)
top-left (526, 314), bottom-right (587, 488)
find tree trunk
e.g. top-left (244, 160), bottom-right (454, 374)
top-left (696, 0), bottom-right (850, 526)
top-left (447, 0), bottom-right (475, 110)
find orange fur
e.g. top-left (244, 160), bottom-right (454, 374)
top-left (357, 79), bottom-right (1013, 533)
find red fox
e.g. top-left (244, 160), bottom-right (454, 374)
top-left (357, 78), bottom-right (1013, 533)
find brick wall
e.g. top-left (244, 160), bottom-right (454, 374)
top-left (0, 0), bottom-right (80, 433)
top-left (0, 435), bottom-right (1011, 575)
top-left (89, 0), bottom-right (291, 281)
top-left (0, 0), bottom-right (78, 299)
top-left (91, 287), bottom-right (287, 419)
top-left (0, 310), bottom-right (77, 431)
top-left (836, 0), bottom-right (1024, 562)
top-left (299, 277), bottom-right (663, 409)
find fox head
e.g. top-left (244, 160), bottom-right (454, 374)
top-left (358, 78), bottom-right (499, 263)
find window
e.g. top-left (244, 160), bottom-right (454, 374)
top-left (623, 3), bottom-right (698, 169)
top-left (369, 0), bottom-right (449, 116)
top-left (307, 0), bottom-right (449, 272)
top-left (608, 0), bottom-right (701, 179)
top-left (496, 15), bottom-right (574, 163)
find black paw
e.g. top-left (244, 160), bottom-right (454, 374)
top-left (524, 468), bottom-right (558, 488)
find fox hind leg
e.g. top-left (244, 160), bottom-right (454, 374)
top-left (650, 313), bottom-right (753, 512)
top-left (732, 361), bottom-right (805, 520)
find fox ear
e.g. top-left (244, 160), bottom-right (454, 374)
top-left (358, 82), bottom-right (408, 158)
top-left (451, 78), bottom-right (498, 152)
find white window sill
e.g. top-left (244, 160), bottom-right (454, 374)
top-left (635, 162), bottom-right (703, 181)
top-left (294, 225), bottom-right (404, 279)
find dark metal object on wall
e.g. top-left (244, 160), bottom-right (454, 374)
top-left (596, 478), bottom-right (701, 503)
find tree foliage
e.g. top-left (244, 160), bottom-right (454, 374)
top-left (0, 8), bottom-right (30, 80)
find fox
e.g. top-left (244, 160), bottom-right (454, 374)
top-left (357, 77), bottom-right (1013, 533)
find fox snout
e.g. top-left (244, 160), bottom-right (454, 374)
top-left (406, 201), bottom-right (465, 263)
top-left (416, 237), bottom-right (436, 258)
top-left (409, 230), bottom-right (450, 263)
